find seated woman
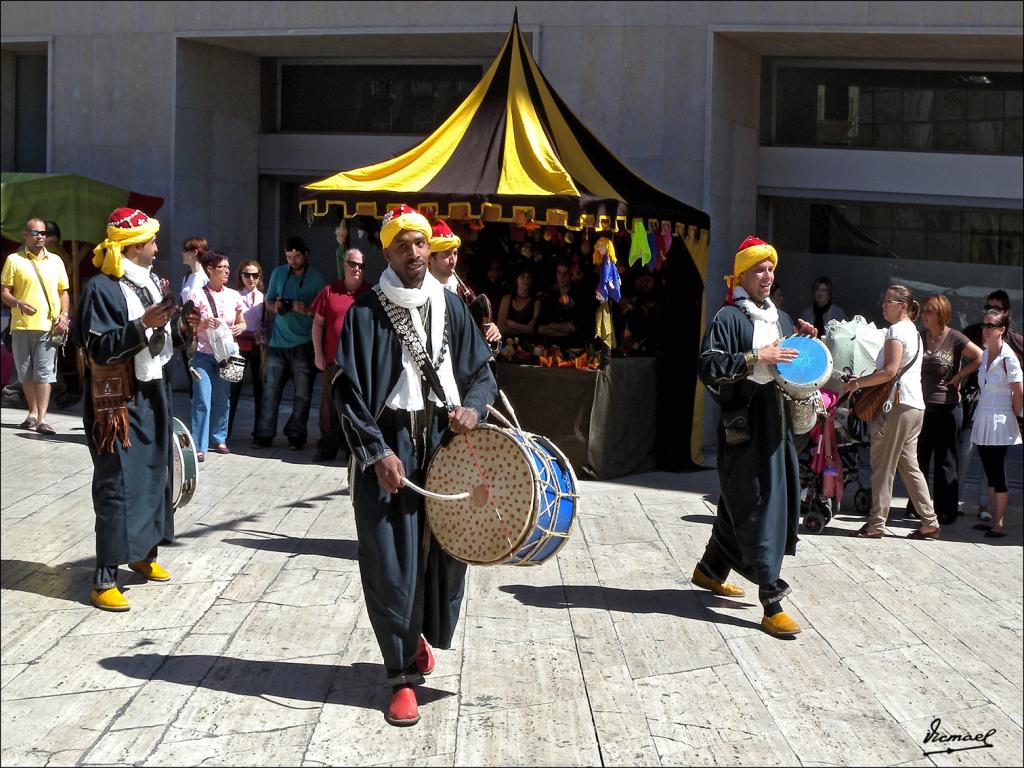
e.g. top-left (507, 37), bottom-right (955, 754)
top-left (497, 265), bottom-right (541, 343)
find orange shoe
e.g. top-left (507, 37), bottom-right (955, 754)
top-left (761, 611), bottom-right (802, 637)
top-left (128, 561), bottom-right (171, 582)
top-left (415, 636), bottom-right (435, 676)
top-left (385, 684), bottom-right (420, 726)
top-left (691, 566), bottom-right (746, 597)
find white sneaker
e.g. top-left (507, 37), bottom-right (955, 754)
top-left (979, 509), bottom-right (992, 522)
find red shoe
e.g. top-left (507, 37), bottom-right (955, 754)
top-left (385, 684), bottom-right (419, 726)
top-left (415, 636), bottom-right (435, 676)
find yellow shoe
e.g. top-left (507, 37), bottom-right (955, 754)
top-left (91, 587), bottom-right (130, 612)
top-left (761, 611), bottom-right (801, 637)
top-left (128, 561), bottom-right (171, 582)
top-left (691, 566), bottom-right (746, 597)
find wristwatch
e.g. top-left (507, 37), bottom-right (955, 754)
top-left (743, 350), bottom-right (757, 371)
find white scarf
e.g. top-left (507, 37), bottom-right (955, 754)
top-left (120, 259), bottom-right (173, 382)
top-left (734, 286), bottom-right (781, 384)
top-left (378, 267), bottom-right (461, 411)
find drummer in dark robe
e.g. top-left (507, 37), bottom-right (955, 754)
top-left (693, 236), bottom-right (817, 638)
top-left (74, 208), bottom-right (188, 611)
top-left (333, 204), bottom-right (497, 726)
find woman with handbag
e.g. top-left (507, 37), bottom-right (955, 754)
top-left (185, 250), bottom-right (246, 461)
top-left (227, 259), bottom-right (266, 441)
top-left (969, 309), bottom-right (1023, 539)
top-left (843, 284), bottom-right (940, 540)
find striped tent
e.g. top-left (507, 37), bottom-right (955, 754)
top-left (301, 12), bottom-right (712, 469)
top-left (300, 12), bottom-right (709, 243)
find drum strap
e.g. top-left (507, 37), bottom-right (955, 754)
top-left (374, 286), bottom-right (453, 412)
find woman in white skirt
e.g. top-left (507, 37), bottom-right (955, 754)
top-left (971, 309), bottom-right (1023, 539)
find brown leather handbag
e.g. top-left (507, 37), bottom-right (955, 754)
top-left (852, 346), bottom-right (919, 423)
top-left (88, 357), bottom-right (135, 453)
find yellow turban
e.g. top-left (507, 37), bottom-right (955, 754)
top-left (380, 204), bottom-right (432, 250)
top-left (724, 235), bottom-right (777, 298)
top-left (92, 208), bottom-right (160, 279)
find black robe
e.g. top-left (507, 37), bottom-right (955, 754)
top-left (698, 304), bottom-right (799, 595)
top-left (333, 289), bottom-right (497, 681)
top-left (74, 273), bottom-right (175, 567)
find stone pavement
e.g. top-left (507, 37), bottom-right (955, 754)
top-left (1, 393), bottom-right (1022, 767)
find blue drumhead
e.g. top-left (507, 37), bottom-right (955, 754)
top-left (775, 336), bottom-right (831, 387)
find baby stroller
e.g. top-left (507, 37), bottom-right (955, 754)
top-left (796, 316), bottom-right (885, 533)
top-left (799, 389), bottom-right (872, 533)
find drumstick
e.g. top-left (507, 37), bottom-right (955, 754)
top-left (400, 476), bottom-right (470, 501)
top-left (498, 389), bottom-right (524, 432)
top-left (486, 404), bottom-right (514, 429)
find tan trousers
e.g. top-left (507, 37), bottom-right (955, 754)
top-left (867, 403), bottom-right (938, 534)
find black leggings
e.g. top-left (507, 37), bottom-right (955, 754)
top-left (977, 444), bottom-right (1009, 493)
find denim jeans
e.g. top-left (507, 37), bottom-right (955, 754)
top-left (255, 342), bottom-right (317, 446)
top-left (190, 351), bottom-right (231, 453)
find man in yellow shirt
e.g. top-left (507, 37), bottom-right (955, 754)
top-left (1, 217), bottom-right (71, 434)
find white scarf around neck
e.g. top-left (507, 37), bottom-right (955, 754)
top-left (378, 266), bottom-right (461, 411)
top-left (119, 259), bottom-right (173, 381)
top-left (733, 286), bottom-right (781, 384)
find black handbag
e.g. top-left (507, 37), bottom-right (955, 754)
top-left (722, 407), bottom-right (751, 446)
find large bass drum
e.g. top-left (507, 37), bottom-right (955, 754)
top-left (171, 417), bottom-right (198, 509)
top-left (424, 424), bottom-right (578, 566)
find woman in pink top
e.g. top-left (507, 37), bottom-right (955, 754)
top-left (186, 250), bottom-right (245, 461)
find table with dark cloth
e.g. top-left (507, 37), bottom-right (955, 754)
top-left (493, 357), bottom-right (657, 480)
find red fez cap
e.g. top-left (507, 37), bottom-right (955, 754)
top-left (431, 219), bottom-right (455, 240)
top-left (108, 208), bottom-right (152, 229)
top-left (737, 235), bottom-right (767, 252)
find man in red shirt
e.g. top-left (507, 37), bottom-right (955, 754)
top-left (311, 248), bottom-right (370, 462)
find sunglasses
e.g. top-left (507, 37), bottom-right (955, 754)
top-left (344, 261), bottom-right (365, 269)
top-left (241, 272), bottom-right (260, 278)
top-left (983, 304), bottom-right (1006, 312)
top-left (25, 229), bottom-right (46, 237)
top-left (981, 322), bottom-right (1004, 330)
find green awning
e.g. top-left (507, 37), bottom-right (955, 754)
top-left (1, 172), bottom-right (163, 244)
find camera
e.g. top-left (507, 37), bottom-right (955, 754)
top-left (278, 299), bottom-right (293, 315)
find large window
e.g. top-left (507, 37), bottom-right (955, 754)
top-left (278, 64), bottom-right (482, 134)
top-left (769, 65), bottom-right (1023, 155)
top-left (773, 199), bottom-right (1022, 267)
top-left (766, 197), bottom-right (1023, 329)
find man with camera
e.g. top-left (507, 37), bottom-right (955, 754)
top-left (1, 216), bottom-right (71, 435)
top-left (252, 236), bottom-right (327, 450)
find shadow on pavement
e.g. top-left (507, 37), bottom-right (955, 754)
top-left (500, 584), bottom-right (764, 633)
top-left (282, 489), bottom-right (350, 508)
top-left (97, 654), bottom-right (455, 711)
top-left (1, 558), bottom-right (181, 605)
top-left (223, 534), bottom-right (358, 560)
top-left (2, 558), bottom-right (93, 606)
top-left (679, 513), bottom-right (716, 525)
top-left (12, 430), bottom-right (88, 445)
